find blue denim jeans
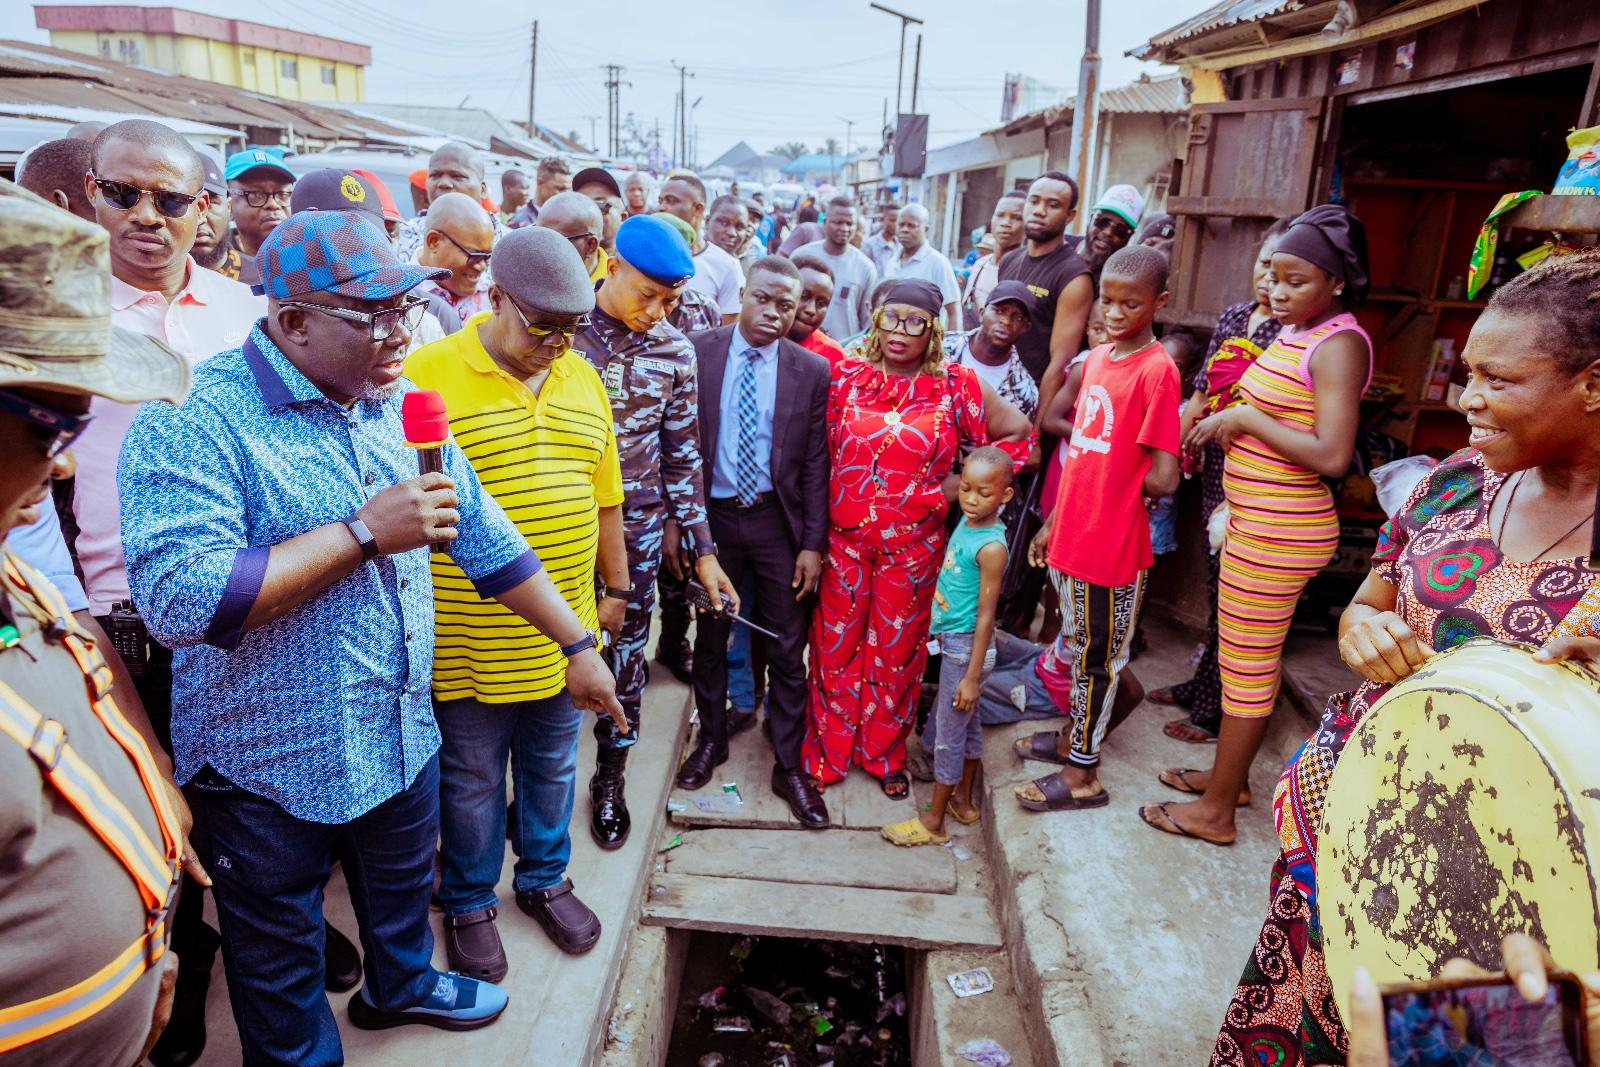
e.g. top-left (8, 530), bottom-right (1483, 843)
top-left (436, 692), bottom-right (583, 911)
top-left (975, 630), bottom-right (1067, 726)
top-left (187, 757), bottom-right (442, 1067)
top-left (727, 574), bottom-right (758, 713)
top-left (921, 631), bottom-right (995, 785)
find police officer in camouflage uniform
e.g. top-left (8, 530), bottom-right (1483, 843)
top-left (574, 215), bottom-right (738, 848)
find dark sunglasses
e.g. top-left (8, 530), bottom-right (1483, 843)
top-left (1090, 213), bottom-right (1134, 241)
top-left (438, 231), bottom-right (493, 265)
top-left (875, 307), bottom-right (932, 338)
top-left (0, 388), bottom-right (94, 459)
top-left (502, 291), bottom-right (590, 345)
top-left (280, 299), bottom-right (428, 342)
top-left (89, 172), bottom-right (200, 218)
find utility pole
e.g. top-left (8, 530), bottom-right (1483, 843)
top-left (602, 65), bottom-right (628, 159)
top-left (838, 116), bottom-right (854, 187)
top-left (1063, 0), bottom-right (1101, 230)
top-left (690, 96), bottom-right (702, 170)
top-left (869, 3), bottom-right (923, 119)
top-left (910, 32), bottom-right (922, 111)
top-left (671, 61), bottom-right (692, 172)
top-left (584, 115), bottom-right (598, 151)
top-left (526, 20), bottom-right (537, 134)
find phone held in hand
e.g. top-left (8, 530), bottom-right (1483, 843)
top-left (1381, 971), bottom-right (1588, 1066)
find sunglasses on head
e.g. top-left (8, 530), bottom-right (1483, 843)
top-left (89, 172), bottom-right (201, 218)
top-left (438, 231), bottom-right (493, 266)
top-left (0, 388), bottom-right (93, 459)
top-left (874, 307), bottom-right (932, 338)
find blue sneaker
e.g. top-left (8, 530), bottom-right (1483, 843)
top-left (347, 971), bottom-right (508, 1032)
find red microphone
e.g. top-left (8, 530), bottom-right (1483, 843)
top-left (401, 389), bottom-right (450, 549)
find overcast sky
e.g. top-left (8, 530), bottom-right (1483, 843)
top-left (3, 1), bottom-right (1185, 158)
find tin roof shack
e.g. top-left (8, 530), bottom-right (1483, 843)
top-left (1138, 0), bottom-right (1600, 627)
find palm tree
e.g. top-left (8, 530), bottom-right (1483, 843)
top-left (769, 142), bottom-right (808, 160)
top-left (822, 137), bottom-right (840, 159)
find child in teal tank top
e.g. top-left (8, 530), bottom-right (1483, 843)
top-left (882, 448), bottom-right (1013, 847)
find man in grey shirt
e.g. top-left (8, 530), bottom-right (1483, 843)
top-left (794, 195), bottom-right (878, 340)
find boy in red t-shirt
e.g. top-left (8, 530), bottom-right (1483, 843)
top-left (1013, 245), bottom-right (1181, 812)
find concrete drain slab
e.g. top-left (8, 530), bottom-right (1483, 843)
top-left (664, 827), bottom-right (959, 894)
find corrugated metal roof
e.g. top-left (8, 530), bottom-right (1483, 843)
top-left (994, 74), bottom-right (1187, 137)
top-left (1141, 0), bottom-right (1307, 52)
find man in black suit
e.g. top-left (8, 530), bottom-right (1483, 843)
top-left (674, 256), bottom-right (831, 828)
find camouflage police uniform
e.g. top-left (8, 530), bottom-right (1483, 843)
top-left (573, 309), bottom-right (713, 749)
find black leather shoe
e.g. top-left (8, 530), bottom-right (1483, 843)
top-left (726, 709), bottom-right (759, 739)
top-left (443, 905), bottom-right (508, 982)
top-left (148, 923), bottom-right (220, 1067)
top-left (675, 738), bottom-right (729, 790)
top-left (654, 640), bottom-right (694, 685)
top-left (771, 766), bottom-right (829, 829)
top-left (323, 919), bottom-right (363, 992)
top-left (516, 879), bottom-right (601, 955)
top-left (590, 757), bottom-right (631, 849)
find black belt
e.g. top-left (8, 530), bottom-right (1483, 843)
top-left (709, 492), bottom-right (775, 509)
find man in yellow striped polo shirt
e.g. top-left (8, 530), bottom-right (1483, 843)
top-left (404, 227), bottom-right (630, 980)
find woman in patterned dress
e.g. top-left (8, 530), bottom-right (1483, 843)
top-left (1211, 250), bottom-right (1600, 1066)
top-left (804, 280), bottom-right (1029, 797)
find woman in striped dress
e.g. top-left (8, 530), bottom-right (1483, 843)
top-left (1140, 205), bottom-right (1372, 846)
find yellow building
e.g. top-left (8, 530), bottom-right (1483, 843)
top-left (35, 5), bottom-right (370, 103)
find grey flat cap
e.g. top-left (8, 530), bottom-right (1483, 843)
top-left (488, 226), bottom-right (596, 316)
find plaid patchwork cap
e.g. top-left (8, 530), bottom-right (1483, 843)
top-left (255, 210), bottom-right (447, 301)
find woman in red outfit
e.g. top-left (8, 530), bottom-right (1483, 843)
top-left (805, 280), bottom-right (1030, 796)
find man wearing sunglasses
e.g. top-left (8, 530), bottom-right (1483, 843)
top-left (405, 227), bottom-right (628, 978)
top-left (118, 210), bottom-right (626, 1063)
top-left (416, 192), bottom-right (496, 326)
top-left (223, 146), bottom-right (297, 287)
top-left (535, 189), bottom-right (609, 283)
top-left (395, 142), bottom-right (507, 262)
top-left (1082, 183), bottom-right (1145, 276)
top-left (574, 166), bottom-right (625, 256)
top-left (0, 177), bottom-right (197, 1067)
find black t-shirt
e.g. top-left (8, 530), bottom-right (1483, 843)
top-left (998, 242), bottom-right (1092, 382)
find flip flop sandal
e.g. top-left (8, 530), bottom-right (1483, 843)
top-left (1012, 730), bottom-right (1069, 766)
top-left (1159, 767), bottom-right (1251, 807)
top-left (880, 816), bottom-right (948, 846)
top-left (1163, 719), bottom-right (1218, 744)
top-left (880, 772), bottom-right (910, 799)
top-left (1014, 774), bottom-right (1110, 812)
top-left (1138, 802), bottom-right (1235, 847)
top-left (1147, 685), bottom-right (1190, 708)
top-left (947, 802), bottom-right (981, 826)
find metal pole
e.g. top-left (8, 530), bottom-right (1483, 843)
top-left (869, 3), bottom-right (923, 119)
top-left (910, 32), bottom-right (922, 112)
top-left (526, 21), bottom-right (537, 134)
top-left (1063, 0), bottom-right (1102, 228)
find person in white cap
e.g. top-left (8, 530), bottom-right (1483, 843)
top-left (1083, 183), bottom-right (1145, 274)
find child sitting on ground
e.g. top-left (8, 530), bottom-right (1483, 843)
top-left (883, 447), bottom-right (1014, 846)
top-left (1011, 245), bottom-right (1181, 813)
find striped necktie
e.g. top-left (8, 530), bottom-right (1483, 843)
top-left (735, 346), bottom-right (762, 505)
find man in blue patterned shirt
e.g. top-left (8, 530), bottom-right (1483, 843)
top-left (119, 211), bottom-right (624, 1066)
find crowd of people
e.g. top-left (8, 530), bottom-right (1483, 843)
top-left (1, 114), bottom-right (1597, 1067)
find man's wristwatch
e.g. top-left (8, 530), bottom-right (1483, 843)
top-left (344, 515), bottom-right (380, 562)
top-left (560, 633), bottom-right (598, 658)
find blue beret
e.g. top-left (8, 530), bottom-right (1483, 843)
top-left (615, 215), bottom-right (695, 287)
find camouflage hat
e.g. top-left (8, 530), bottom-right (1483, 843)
top-left (0, 179), bottom-right (188, 404)
top-left (255, 209), bottom-right (446, 302)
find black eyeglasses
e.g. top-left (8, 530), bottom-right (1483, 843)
top-left (564, 231), bottom-right (599, 250)
top-left (875, 308), bottom-right (932, 338)
top-left (438, 231), bottom-right (493, 266)
top-left (280, 299), bottom-right (428, 341)
top-left (89, 172), bottom-right (200, 218)
top-left (502, 291), bottom-right (590, 346)
top-left (1090, 213), bottom-right (1134, 241)
top-left (0, 388), bottom-right (94, 459)
top-left (231, 188), bottom-right (293, 209)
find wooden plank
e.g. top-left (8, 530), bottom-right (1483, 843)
top-left (836, 766), bottom-right (921, 830)
top-left (667, 721), bottom-right (799, 830)
top-left (642, 874), bottom-right (1002, 951)
top-left (665, 827), bottom-right (958, 894)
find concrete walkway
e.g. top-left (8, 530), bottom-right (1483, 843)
top-left (977, 618), bottom-right (1346, 1066)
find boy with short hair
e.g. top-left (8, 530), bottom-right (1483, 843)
top-left (1013, 245), bottom-right (1181, 812)
top-left (883, 447), bottom-right (1014, 846)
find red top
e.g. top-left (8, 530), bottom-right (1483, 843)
top-left (1046, 341), bottom-right (1181, 586)
top-left (800, 329), bottom-right (847, 364)
top-left (827, 358), bottom-right (988, 543)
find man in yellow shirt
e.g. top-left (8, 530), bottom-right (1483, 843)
top-left (404, 228), bottom-right (630, 979)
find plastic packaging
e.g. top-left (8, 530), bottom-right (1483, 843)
top-left (1370, 456), bottom-right (1438, 518)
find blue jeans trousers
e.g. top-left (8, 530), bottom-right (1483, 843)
top-left (187, 757), bottom-right (442, 1067)
top-left (920, 631), bottom-right (995, 785)
top-left (436, 691), bottom-right (583, 912)
top-left (974, 630), bottom-right (1067, 726)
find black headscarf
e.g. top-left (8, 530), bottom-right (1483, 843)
top-left (878, 279), bottom-right (944, 316)
top-left (1276, 204), bottom-right (1370, 302)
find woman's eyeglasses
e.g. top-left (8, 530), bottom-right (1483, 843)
top-left (232, 189), bottom-right (293, 210)
top-left (0, 388), bottom-right (93, 459)
top-left (875, 308), bottom-right (932, 338)
top-left (503, 292), bottom-right (590, 346)
top-left (280, 299), bottom-right (429, 341)
top-left (439, 231), bottom-right (493, 266)
top-left (89, 173), bottom-right (200, 219)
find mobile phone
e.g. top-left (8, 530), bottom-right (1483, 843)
top-left (1381, 971), bottom-right (1589, 1066)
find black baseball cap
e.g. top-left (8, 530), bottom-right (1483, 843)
top-left (289, 168), bottom-right (384, 223)
top-left (986, 279), bottom-right (1040, 321)
top-left (572, 166), bottom-right (622, 199)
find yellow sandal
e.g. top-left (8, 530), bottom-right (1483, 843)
top-left (880, 816), bottom-right (949, 847)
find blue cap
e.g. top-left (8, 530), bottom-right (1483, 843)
top-left (225, 145), bottom-right (295, 184)
top-left (614, 215), bottom-right (694, 287)
top-left (255, 210), bottom-right (447, 302)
